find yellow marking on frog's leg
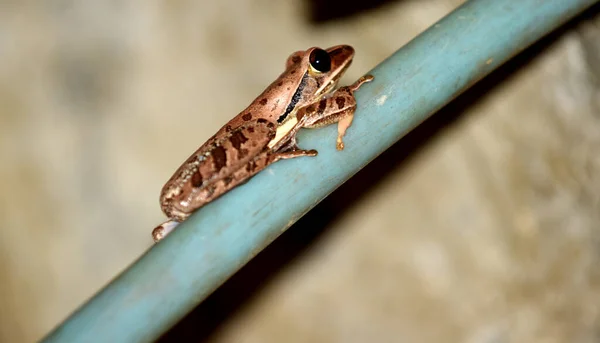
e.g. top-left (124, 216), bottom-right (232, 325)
top-left (269, 116), bottom-right (299, 149)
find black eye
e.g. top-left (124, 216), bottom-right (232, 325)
top-left (309, 48), bottom-right (331, 73)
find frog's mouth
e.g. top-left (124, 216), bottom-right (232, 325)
top-left (318, 71), bottom-right (345, 96)
top-left (317, 55), bottom-right (353, 96)
top-left (318, 79), bottom-right (338, 96)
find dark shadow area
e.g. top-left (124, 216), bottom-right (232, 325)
top-left (157, 3), bottom-right (600, 342)
top-left (306, 0), bottom-right (403, 23)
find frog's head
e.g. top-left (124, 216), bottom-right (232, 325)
top-left (286, 45), bottom-right (355, 97)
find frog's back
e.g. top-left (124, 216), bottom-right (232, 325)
top-left (160, 119), bottom-right (276, 220)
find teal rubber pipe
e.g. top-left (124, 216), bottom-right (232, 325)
top-left (42, 0), bottom-right (598, 342)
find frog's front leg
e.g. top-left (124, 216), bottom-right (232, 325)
top-left (301, 75), bottom-right (373, 150)
top-left (274, 75), bottom-right (373, 151)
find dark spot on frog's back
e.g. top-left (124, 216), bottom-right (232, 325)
top-left (257, 118), bottom-right (268, 124)
top-left (212, 146), bottom-right (227, 171)
top-left (277, 81), bottom-right (283, 87)
top-left (225, 125), bottom-right (233, 132)
top-left (259, 98), bottom-right (268, 106)
top-left (191, 171), bottom-right (203, 187)
top-left (248, 127), bottom-right (255, 133)
top-left (336, 97), bottom-right (345, 109)
top-left (230, 130), bottom-right (248, 149)
top-left (242, 113), bottom-right (252, 121)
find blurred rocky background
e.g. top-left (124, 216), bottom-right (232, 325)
top-left (1, 1), bottom-right (600, 342)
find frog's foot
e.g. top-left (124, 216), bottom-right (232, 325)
top-left (336, 113), bottom-right (354, 150)
top-left (276, 137), bottom-right (318, 157)
top-left (271, 148), bottom-right (318, 162)
top-left (152, 219), bottom-right (180, 242)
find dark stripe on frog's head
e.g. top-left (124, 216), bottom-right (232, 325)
top-left (277, 72), bottom-right (308, 123)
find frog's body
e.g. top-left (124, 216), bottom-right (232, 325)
top-left (153, 45), bottom-right (373, 242)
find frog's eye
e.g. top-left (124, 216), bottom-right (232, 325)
top-left (309, 48), bottom-right (331, 73)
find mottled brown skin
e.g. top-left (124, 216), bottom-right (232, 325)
top-left (152, 45), bottom-right (373, 242)
top-left (160, 119), bottom-right (275, 221)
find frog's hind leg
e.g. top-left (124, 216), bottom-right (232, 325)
top-left (152, 219), bottom-right (181, 242)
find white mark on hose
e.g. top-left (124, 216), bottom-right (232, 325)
top-left (376, 94), bottom-right (388, 106)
